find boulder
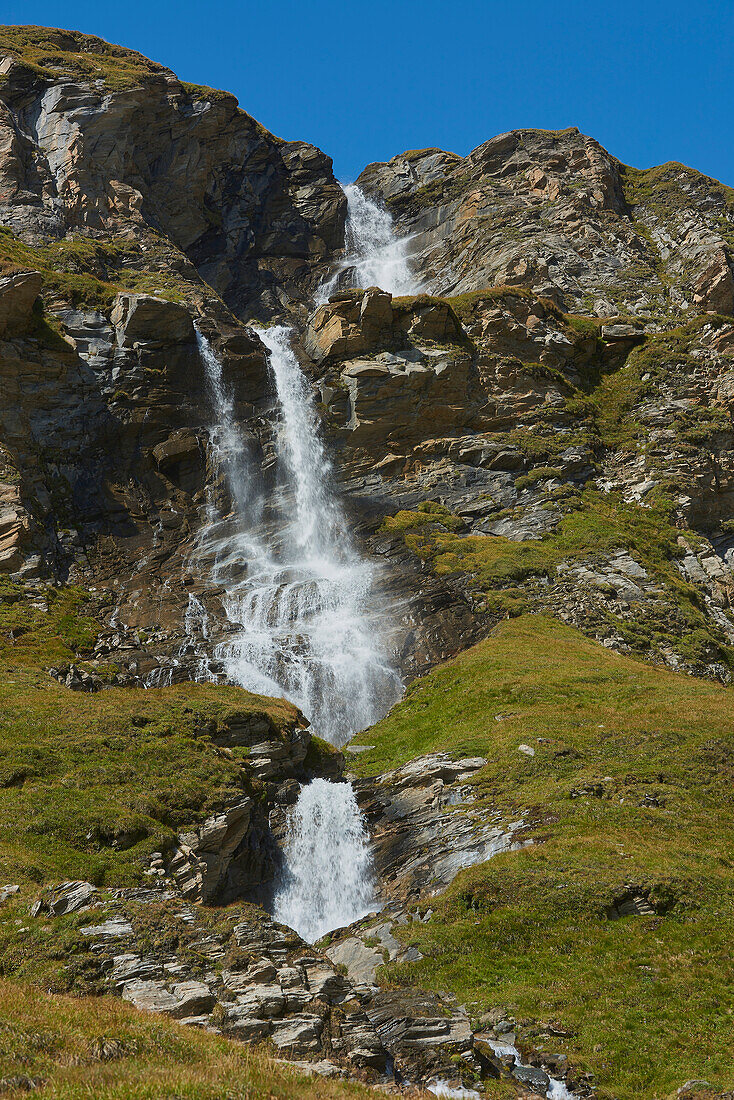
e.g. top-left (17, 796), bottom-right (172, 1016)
top-left (0, 271), bottom-right (42, 337)
top-left (0, 885), bottom-right (19, 905)
top-left (31, 880), bottom-right (98, 917)
top-left (232, 983), bottom-right (287, 1018)
top-left (121, 978), bottom-right (216, 1019)
top-left (600, 323), bottom-right (646, 341)
top-left (693, 249), bottom-right (734, 314)
top-left (79, 917), bottom-right (133, 939)
top-left (111, 293), bottom-right (194, 347)
top-left (513, 1063), bottom-right (550, 1091)
top-left (303, 289), bottom-right (394, 363)
top-left (269, 1013), bottom-right (324, 1053)
top-left (326, 935), bottom-right (384, 984)
top-left (152, 429), bottom-right (201, 471)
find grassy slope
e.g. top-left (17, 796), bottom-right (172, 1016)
top-left (350, 615), bottom-right (734, 1098)
top-left (0, 979), bottom-right (371, 1100)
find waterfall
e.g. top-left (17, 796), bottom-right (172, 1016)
top-left (317, 183), bottom-right (421, 301)
top-left (272, 779), bottom-right (375, 942)
top-left (194, 325), bottom-right (401, 941)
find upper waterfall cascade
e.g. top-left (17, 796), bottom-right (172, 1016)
top-left (194, 325), bottom-right (402, 748)
top-left (318, 183), bottom-right (421, 301)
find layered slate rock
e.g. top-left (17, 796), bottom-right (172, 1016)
top-left (25, 877), bottom-right (508, 1088)
top-left (354, 753), bottom-right (525, 902)
top-left (37, 885), bottom-right (387, 1070)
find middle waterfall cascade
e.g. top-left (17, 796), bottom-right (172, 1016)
top-left (195, 325), bottom-right (401, 746)
top-left (272, 779), bottom-right (376, 942)
top-left (194, 325), bottom-right (401, 941)
top-left (317, 182), bottom-right (422, 301)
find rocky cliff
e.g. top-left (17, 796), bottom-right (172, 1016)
top-left (0, 26), bottom-right (345, 321)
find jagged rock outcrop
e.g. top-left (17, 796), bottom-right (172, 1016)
top-left (29, 884), bottom-right (387, 1070)
top-left (23, 880), bottom-right (499, 1088)
top-left (0, 27), bottom-right (345, 320)
top-left (357, 127), bottom-right (734, 318)
top-left (308, 289), bottom-right (481, 453)
top-left (296, 281), bottom-right (734, 681)
top-left (354, 753), bottom-right (527, 901)
top-left (0, 277), bottom-right (280, 680)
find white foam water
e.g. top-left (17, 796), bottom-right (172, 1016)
top-left (317, 182), bottom-right (421, 301)
top-left (272, 778), bottom-right (375, 942)
top-left (428, 1082), bottom-right (481, 1099)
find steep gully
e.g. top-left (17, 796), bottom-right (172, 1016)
top-left (189, 187), bottom-right (577, 1098)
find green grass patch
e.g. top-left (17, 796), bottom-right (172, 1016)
top-left (383, 484), bottom-right (732, 670)
top-left (0, 580), bottom-right (304, 888)
top-left (0, 227), bottom-right (203, 311)
top-left (380, 500), bottom-right (464, 544)
top-left (0, 26), bottom-right (170, 91)
top-left (514, 466), bottom-right (565, 491)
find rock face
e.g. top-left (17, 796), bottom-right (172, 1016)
top-left (357, 127), bottom-right (734, 319)
top-left (354, 753), bottom-right (525, 902)
top-left (0, 28), bottom-right (345, 321)
top-left (0, 284), bottom-right (273, 678)
top-left (27, 881), bottom-right (499, 1087)
top-left (0, 270), bottom-right (42, 335)
top-left (4, 28), bottom-right (734, 691)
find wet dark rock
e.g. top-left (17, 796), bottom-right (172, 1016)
top-left (354, 753), bottom-right (525, 902)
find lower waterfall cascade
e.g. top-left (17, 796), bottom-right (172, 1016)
top-left (317, 182), bottom-right (421, 301)
top-left (272, 779), bottom-right (376, 942)
top-left (195, 324), bottom-right (399, 941)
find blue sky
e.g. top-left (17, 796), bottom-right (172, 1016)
top-left (3, 0), bottom-right (733, 185)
